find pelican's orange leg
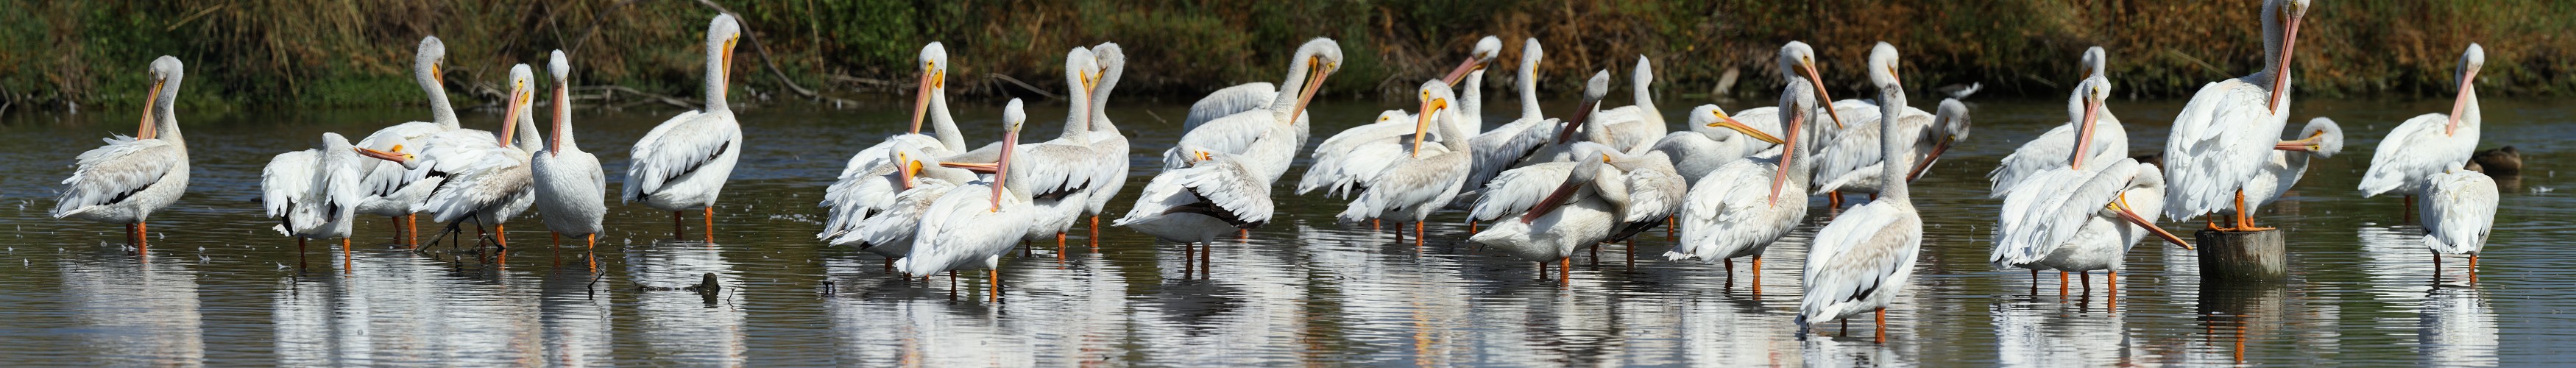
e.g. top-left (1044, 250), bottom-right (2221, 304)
top-left (1875, 308), bottom-right (1888, 343)
top-left (406, 215), bottom-right (419, 247)
top-left (2059, 272), bottom-right (2070, 297)
top-left (1414, 222), bottom-right (1425, 250)
top-left (703, 207), bottom-right (716, 243)
top-left (138, 222), bottom-right (149, 254)
top-left (495, 224), bottom-right (509, 249)
top-left (1559, 258), bottom-right (1571, 285)
top-left (673, 211), bottom-right (687, 240)
top-left (342, 238), bottom-right (353, 274)
top-left (1056, 232), bottom-right (1067, 262)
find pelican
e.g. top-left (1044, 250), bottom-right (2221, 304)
top-left (533, 50), bottom-right (607, 250)
top-left (955, 47), bottom-right (1108, 254)
top-left (54, 56), bottom-right (188, 250)
top-left (1990, 158), bottom-right (2193, 299)
top-left (838, 146), bottom-right (980, 263)
top-left (1586, 55), bottom-right (1669, 152)
top-left (1331, 79), bottom-right (1473, 247)
top-left (1664, 43), bottom-right (1836, 283)
top-left (2247, 117), bottom-right (2344, 212)
top-left (625, 13), bottom-right (746, 242)
top-left (1459, 38), bottom-right (1563, 207)
top-left (1081, 42), bottom-right (1130, 242)
top-left (1595, 143), bottom-right (1688, 259)
top-left (2418, 166), bottom-right (2498, 274)
top-left (1507, 71), bottom-right (1614, 167)
top-left (1160, 38), bottom-right (1342, 183)
top-left (1796, 55), bottom-right (1925, 342)
top-left (900, 100), bottom-right (1036, 302)
top-left (820, 42), bottom-right (966, 242)
top-left (1991, 49), bottom-right (2129, 197)
top-left (352, 36), bottom-right (468, 247)
top-left (364, 65), bottom-right (539, 249)
top-left (1653, 104), bottom-right (1785, 180)
top-left (2360, 44), bottom-right (2485, 215)
top-left (1811, 43), bottom-right (1969, 205)
top-left (1468, 145), bottom-right (1618, 282)
top-left (2162, 0), bottom-right (2310, 231)
top-left (1301, 36), bottom-right (1496, 198)
top-left (261, 132), bottom-right (367, 260)
top-left (1117, 103), bottom-right (1290, 276)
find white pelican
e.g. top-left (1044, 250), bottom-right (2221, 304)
top-left (2247, 117), bottom-right (2345, 213)
top-left (1459, 38), bottom-right (1563, 208)
top-left (963, 47), bottom-right (1108, 255)
top-left (364, 65), bottom-right (539, 249)
top-left (1991, 74), bottom-right (2127, 198)
top-left (2418, 166), bottom-right (2498, 275)
top-left (1653, 104), bottom-right (1785, 180)
top-left (533, 50), bottom-right (607, 250)
top-left (353, 36), bottom-right (467, 247)
top-left (54, 56), bottom-right (188, 251)
top-left (901, 99), bottom-right (1037, 302)
top-left (262, 132), bottom-right (367, 261)
top-left (838, 145), bottom-right (979, 267)
top-left (1468, 146), bottom-right (1618, 282)
top-left (2162, 0), bottom-right (2310, 231)
top-left (819, 42), bottom-right (966, 243)
top-left (1990, 158), bottom-right (2193, 299)
top-left (1507, 71), bottom-right (1614, 167)
top-left (1587, 55), bottom-right (1669, 153)
top-left (1666, 44), bottom-right (1833, 283)
top-left (2360, 44), bottom-right (2485, 215)
top-left (625, 13), bottom-right (746, 242)
top-left (1598, 144), bottom-right (1688, 247)
top-left (1331, 79), bottom-right (1473, 248)
top-left (1811, 43), bottom-right (1968, 205)
top-left (1081, 42), bottom-right (1131, 243)
top-left (1796, 57), bottom-right (1925, 342)
top-left (1301, 36), bottom-right (1496, 199)
top-left (1159, 38), bottom-right (1342, 183)
top-left (1117, 112), bottom-right (1288, 277)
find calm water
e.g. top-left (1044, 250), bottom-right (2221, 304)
top-left (0, 94), bottom-right (2570, 366)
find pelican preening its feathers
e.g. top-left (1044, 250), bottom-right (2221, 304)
top-left (54, 56), bottom-right (189, 252)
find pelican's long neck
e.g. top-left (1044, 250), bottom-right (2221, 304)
top-left (2257, 1), bottom-right (2293, 112)
top-left (515, 100), bottom-right (544, 153)
top-left (152, 79), bottom-right (184, 146)
top-left (927, 88), bottom-right (962, 151)
top-left (1090, 59), bottom-right (1123, 135)
top-left (1267, 52), bottom-right (1317, 119)
top-left (1060, 74), bottom-right (1093, 142)
top-left (1435, 107), bottom-right (1471, 152)
top-left (420, 63), bottom-right (458, 129)
top-left (1459, 69), bottom-right (1485, 129)
top-left (551, 85), bottom-right (576, 152)
top-left (1517, 58), bottom-right (1541, 120)
top-left (2458, 82), bottom-right (2482, 129)
top-left (1630, 69), bottom-right (1657, 119)
top-left (702, 38), bottom-right (731, 114)
top-left (1877, 87), bottom-right (1911, 204)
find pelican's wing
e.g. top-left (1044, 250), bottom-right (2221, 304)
top-left (1465, 118), bottom-right (1559, 193)
top-left (1335, 154), bottom-right (1468, 224)
top-left (1619, 163), bottom-right (1687, 224)
top-left (261, 149), bottom-right (320, 220)
top-left (1012, 141), bottom-right (1110, 198)
top-left (1992, 160), bottom-right (2139, 266)
top-left (1185, 82), bottom-right (1278, 130)
top-left (818, 148), bottom-right (907, 239)
top-left (52, 137), bottom-right (184, 217)
top-left (353, 131), bottom-right (437, 198)
top-left (1671, 152), bottom-right (1791, 261)
top-left (2360, 113), bottom-right (2474, 197)
top-left (835, 179), bottom-right (956, 247)
top-left (1468, 162), bottom-right (1577, 222)
top-left (2162, 79), bottom-right (2276, 219)
top-left (1117, 153), bottom-right (1274, 228)
top-left (1800, 202), bottom-right (1923, 322)
top-left (1807, 107), bottom-right (1888, 194)
top-left (623, 110), bottom-right (738, 199)
top-left (903, 184), bottom-right (1032, 275)
top-left (411, 147), bottom-right (528, 222)
top-left (1164, 112), bottom-right (1275, 170)
top-left (1300, 135), bottom-right (1409, 197)
top-left (2418, 169), bottom-right (2498, 255)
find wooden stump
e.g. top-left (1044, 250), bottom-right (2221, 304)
top-left (2195, 229), bottom-right (2285, 283)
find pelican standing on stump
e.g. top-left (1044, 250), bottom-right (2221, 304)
top-left (534, 51), bottom-right (607, 250)
top-left (2162, 0), bottom-right (2310, 231)
top-left (626, 13), bottom-right (746, 243)
top-left (2361, 44), bottom-right (2484, 218)
top-left (1796, 47), bottom-right (1927, 342)
top-left (54, 56), bottom-right (189, 252)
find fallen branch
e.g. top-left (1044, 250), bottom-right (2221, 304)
top-left (988, 73), bottom-right (1061, 100)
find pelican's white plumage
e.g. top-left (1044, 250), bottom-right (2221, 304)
top-left (1586, 56), bottom-right (1669, 153)
top-left (2418, 166), bottom-right (2498, 256)
top-left (1811, 43), bottom-right (1970, 199)
top-left (1456, 38), bottom-right (1563, 208)
top-left (1333, 79), bottom-right (1474, 238)
top-left (403, 65), bottom-right (540, 245)
top-left (901, 100), bottom-right (1038, 302)
top-left (1001, 47), bottom-right (1113, 246)
top-left (1799, 45), bottom-right (1925, 333)
top-left (1653, 104), bottom-right (1784, 180)
top-left (1666, 42), bottom-right (1833, 270)
top-left (54, 56), bottom-right (191, 244)
top-left (533, 51), bottom-right (608, 247)
top-left (2246, 117), bottom-right (2344, 212)
top-left (1468, 147), bottom-right (1618, 269)
top-left (2361, 44), bottom-right (2485, 199)
top-left (837, 146), bottom-right (980, 256)
top-left (1303, 36), bottom-right (1496, 197)
top-left (1991, 75), bottom-right (2126, 198)
top-left (1161, 38), bottom-right (1342, 183)
top-left (1082, 43), bottom-right (1133, 230)
top-left (353, 37), bottom-right (474, 236)
top-left (262, 132), bottom-right (369, 243)
top-left (2162, 0), bottom-right (2310, 227)
top-left (624, 14), bottom-right (746, 238)
top-left (1599, 146), bottom-right (1688, 243)
top-left (1989, 158), bottom-right (2190, 275)
top-left (820, 42), bottom-right (966, 241)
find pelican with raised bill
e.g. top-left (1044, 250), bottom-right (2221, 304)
top-left (2162, 0), bottom-right (2310, 231)
top-left (2360, 43), bottom-right (2485, 218)
top-left (54, 56), bottom-right (190, 252)
top-left (819, 42), bottom-right (966, 244)
top-left (901, 99), bottom-right (1038, 302)
top-left (533, 50), bottom-right (609, 250)
top-left (626, 13), bottom-right (748, 243)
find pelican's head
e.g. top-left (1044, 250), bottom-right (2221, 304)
top-left (2067, 76), bottom-right (2112, 169)
top-left (992, 99), bottom-right (1029, 211)
top-left (1444, 36), bottom-right (1502, 85)
top-left (1777, 41), bottom-right (1844, 129)
top-left (707, 13), bottom-right (743, 99)
top-left (417, 36), bottom-right (447, 88)
top-left (1631, 54), bottom-right (1655, 88)
top-left (500, 64), bottom-right (535, 148)
top-left (1551, 70), bottom-right (1613, 144)
top-left (2262, 0), bottom-right (2309, 113)
top-left (1002, 99), bottom-right (1028, 135)
top-left (2080, 46), bottom-right (2109, 80)
top-left (1091, 42), bottom-right (1125, 90)
top-left (1288, 38), bottom-right (1345, 126)
top-left (548, 50), bottom-right (574, 154)
top-left (1693, 104), bottom-right (1779, 145)
top-left (2101, 160), bottom-right (2192, 250)
top-left (354, 145), bottom-right (420, 169)
top-left (911, 42), bottom-right (950, 134)
top-left (1066, 46), bottom-right (1100, 102)
top-left (2276, 117), bottom-right (2345, 158)
top-left (1767, 80), bottom-right (1821, 205)
top-left (1908, 99), bottom-right (1973, 182)
top-left (1867, 42), bottom-right (1903, 91)
top-left (2447, 43), bottom-right (2485, 135)
top-left (136, 56), bottom-right (183, 139)
top-left (1518, 38), bottom-right (1544, 75)
top-left (1412, 79), bottom-right (1457, 156)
